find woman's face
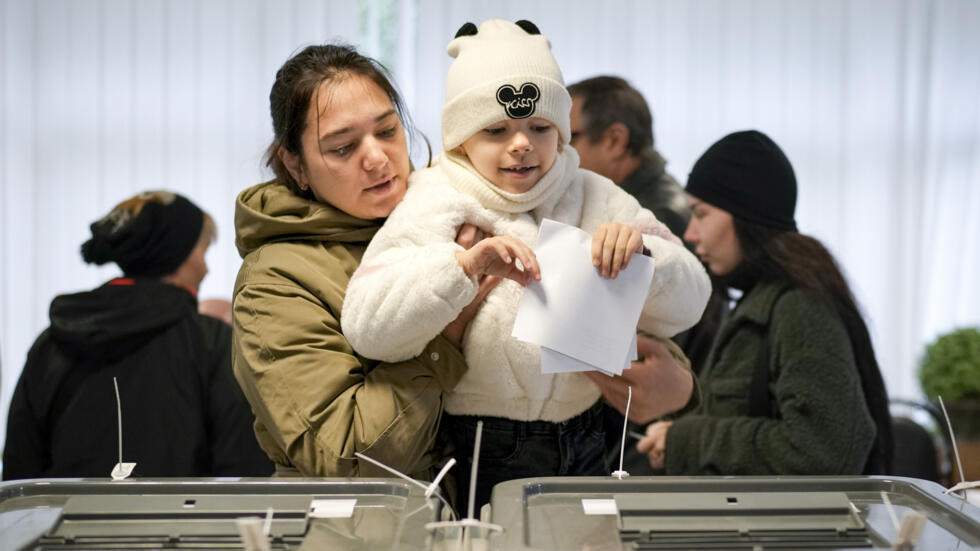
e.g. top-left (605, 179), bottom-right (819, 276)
top-left (282, 73), bottom-right (410, 220)
top-left (684, 196), bottom-right (742, 276)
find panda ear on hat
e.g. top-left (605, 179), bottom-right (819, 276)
top-left (514, 20), bottom-right (541, 34)
top-left (453, 19), bottom-right (540, 39)
top-left (454, 22), bottom-right (477, 38)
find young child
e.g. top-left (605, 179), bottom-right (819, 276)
top-left (342, 19), bottom-right (709, 506)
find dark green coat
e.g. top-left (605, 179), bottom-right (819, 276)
top-left (665, 282), bottom-right (876, 475)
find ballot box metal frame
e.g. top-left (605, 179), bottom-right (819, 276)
top-left (0, 477), bottom-right (444, 550)
top-left (488, 475), bottom-right (980, 550)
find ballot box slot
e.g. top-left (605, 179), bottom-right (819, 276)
top-left (614, 491), bottom-right (872, 549)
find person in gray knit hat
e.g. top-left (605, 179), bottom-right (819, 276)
top-left (341, 19), bottom-right (710, 508)
top-left (636, 130), bottom-right (893, 477)
top-left (4, 191), bottom-right (272, 480)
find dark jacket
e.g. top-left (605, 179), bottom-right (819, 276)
top-left (619, 151), bottom-right (690, 238)
top-left (665, 282), bottom-right (876, 475)
top-left (3, 278), bottom-right (273, 480)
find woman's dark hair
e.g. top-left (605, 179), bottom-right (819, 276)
top-left (733, 218), bottom-right (894, 475)
top-left (265, 43), bottom-right (425, 197)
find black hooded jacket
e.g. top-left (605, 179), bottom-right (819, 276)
top-left (3, 278), bottom-right (272, 479)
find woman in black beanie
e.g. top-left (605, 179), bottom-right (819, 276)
top-left (3, 191), bottom-right (272, 479)
top-left (637, 130), bottom-right (893, 475)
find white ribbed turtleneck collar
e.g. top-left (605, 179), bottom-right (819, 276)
top-left (440, 147), bottom-right (580, 214)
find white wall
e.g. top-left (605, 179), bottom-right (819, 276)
top-left (2, 0), bottom-right (979, 454)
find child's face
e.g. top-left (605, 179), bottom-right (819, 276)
top-left (460, 117), bottom-right (559, 194)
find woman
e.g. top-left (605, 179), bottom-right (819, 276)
top-left (231, 44), bottom-right (501, 479)
top-left (4, 191), bottom-right (271, 479)
top-left (636, 130), bottom-right (893, 475)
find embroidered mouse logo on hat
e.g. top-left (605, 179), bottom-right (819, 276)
top-left (496, 83), bottom-right (540, 119)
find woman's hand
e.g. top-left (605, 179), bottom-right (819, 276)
top-left (442, 223), bottom-right (499, 343)
top-left (584, 334), bottom-right (694, 423)
top-left (442, 275), bottom-right (500, 343)
top-left (637, 420), bottom-right (672, 470)
top-left (455, 235), bottom-right (541, 285)
top-left (455, 223), bottom-right (490, 250)
top-left (591, 222), bottom-right (643, 278)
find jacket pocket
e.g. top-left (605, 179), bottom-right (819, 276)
top-left (706, 376), bottom-right (751, 415)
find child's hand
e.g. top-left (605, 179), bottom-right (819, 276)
top-left (591, 223), bottom-right (643, 278)
top-left (456, 235), bottom-right (541, 285)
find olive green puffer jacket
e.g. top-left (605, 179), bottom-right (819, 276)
top-left (232, 180), bottom-right (467, 479)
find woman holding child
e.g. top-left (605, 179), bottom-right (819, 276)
top-left (232, 21), bottom-right (707, 495)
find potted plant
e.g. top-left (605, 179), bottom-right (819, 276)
top-left (918, 327), bottom-right (980, 482)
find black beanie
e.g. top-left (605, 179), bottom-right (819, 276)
top-left (685, 130), bottom-right (797, 231)
top-left (80, 191), bottom-right (205, 277)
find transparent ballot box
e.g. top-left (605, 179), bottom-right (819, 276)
top-left (2, 476), bottom-right (978, 550)
top-left (0, 478), bottom-right (443, 550)
top-left (488, 476), bottom-right (980, 550)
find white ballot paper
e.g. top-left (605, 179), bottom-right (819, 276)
top-left (512, 218), bottom-right (655, 374)
top-left (540, 333), bottom-right (637, 376)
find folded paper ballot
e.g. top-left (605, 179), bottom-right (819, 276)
top-left (512, 219), bottom-right (655, 374)
top-left (540, 333), bottom-right (637, 376)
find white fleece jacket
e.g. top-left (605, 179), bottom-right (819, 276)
top-left (342, 148), bottom-right (710, 422)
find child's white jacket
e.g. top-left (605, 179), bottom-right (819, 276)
top-left (342, 149), bottom-right (710, 422)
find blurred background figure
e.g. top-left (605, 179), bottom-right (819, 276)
top-left (568, 75), bottom-right (688, 236)
top-left (638, 131), bottom-right (893, 476)
top-left (3, 191), bottom-right (272, 480)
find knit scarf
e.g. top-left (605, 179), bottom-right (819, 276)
top-left (441, 147), bottom-right (579, 214)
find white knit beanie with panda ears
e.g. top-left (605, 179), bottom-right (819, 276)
top-left (441, 19), bottom-right (572, 152)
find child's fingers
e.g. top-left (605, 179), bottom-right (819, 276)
top-left (629, 231), bottom-right (643, 255)
top-left (590, 225), bottom-right (607, 267)
top-left (513, 242), bottom-right (541, 281)
top-left (488, 239), bottom-right (513, 266)
top-left (612, 227), bottom-right (633, 275)
top-left (488, 237), bottom-right (539, 285)
top-left (497, 236), bottom-right (539, 282)
top-left (621, 230), bottom-right (643, 270)
top-left (600, 226), bottom-right (618, 277)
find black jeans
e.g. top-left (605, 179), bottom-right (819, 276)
top-left (443, 400), bottom-right (609, 511)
